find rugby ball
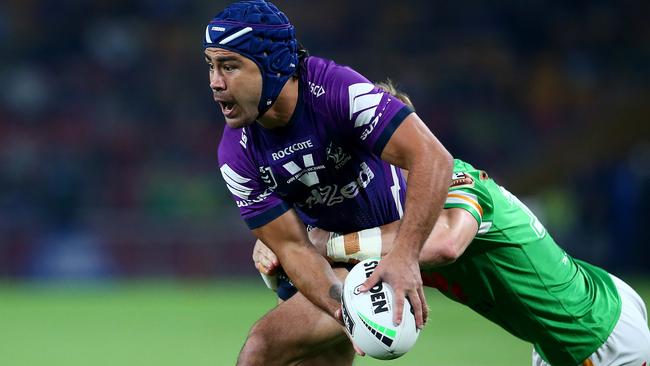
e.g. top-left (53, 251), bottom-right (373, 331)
top-left (341, 258), bottom-right (420, 359)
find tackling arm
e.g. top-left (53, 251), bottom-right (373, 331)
top-left (310, 208), bottom-right (477, 268)
top-left (252, 209), bottom-right (343, 320)
top-left (417, 208), bottom-right (477, 267)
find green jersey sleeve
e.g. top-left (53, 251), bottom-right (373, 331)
top-left (443, 160), bottom-right (494, 233)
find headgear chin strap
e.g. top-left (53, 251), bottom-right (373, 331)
top-left (203, 0), bottom-right (298, 117)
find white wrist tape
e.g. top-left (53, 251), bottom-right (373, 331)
top-left (259, 272), bottom-right (278, 291)
top-left (326, 227), bottom-right (382, 263)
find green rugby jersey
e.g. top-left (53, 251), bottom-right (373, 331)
top-left (421, 159), bottom-right (621, 366)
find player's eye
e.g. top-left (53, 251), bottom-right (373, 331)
top-left (222, 64), bottom-right (236, 72)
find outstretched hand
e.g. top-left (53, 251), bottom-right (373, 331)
top-left (359, 249), bottom-right (427, 329)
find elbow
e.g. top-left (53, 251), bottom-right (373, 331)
top-left (438, 242), bottom-right (461, 264)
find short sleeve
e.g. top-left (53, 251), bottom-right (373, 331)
top-left (321, 63), bottom-right (414, 156)
top-left (444, 170), bottom-right (494, 235)
top-left (218, 127), bottom-right (290, 229)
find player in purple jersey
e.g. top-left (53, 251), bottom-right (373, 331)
top-left (202, 1), bottom-right (453, 364)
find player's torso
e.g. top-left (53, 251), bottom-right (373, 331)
top-left (241, 87), bottom-right (403, 232)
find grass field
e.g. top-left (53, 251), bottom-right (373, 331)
top-left (0, 278), bottom-right (648, 366)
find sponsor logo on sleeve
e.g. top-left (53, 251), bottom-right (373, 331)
top-left (308, 81), bottom-right (325, 97)
top-left (348, 83), bottom-right (390, 141)
top-left (450, 172), bottom-right (475, 189)
top-left (349, 83), bottom-right (382, 127)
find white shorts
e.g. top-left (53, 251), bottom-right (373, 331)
top-left (532, 275), bottom-right (650, 366)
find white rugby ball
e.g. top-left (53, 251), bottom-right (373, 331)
top-left (341, 258), bottom-right (420, 360)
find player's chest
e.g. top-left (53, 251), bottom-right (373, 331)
top-left (248, 126), bottom-right (370, 202)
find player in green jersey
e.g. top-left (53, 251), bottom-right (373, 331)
top-left (247, 84), bottom-right (650, 366)
top-left (334, 158), bottom-right (650, 365)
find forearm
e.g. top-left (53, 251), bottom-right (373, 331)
top-left (277, 243), bottom-right (342, 317)
top-left (252, 210), bottom-right (343, 320)
top-left (393, 151), bottom-right (452, 257)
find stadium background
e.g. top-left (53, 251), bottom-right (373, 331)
top-left (0, 0), bottom-right (648, 364)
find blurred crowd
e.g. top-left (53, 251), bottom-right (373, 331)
top-left (0, 0), bottom-right (648, 280)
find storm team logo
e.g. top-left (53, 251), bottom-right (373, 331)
top-left (326, 142), bottom-right (351, 169)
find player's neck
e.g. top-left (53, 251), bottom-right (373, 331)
top-left (256, 78), bottom-right (298, 129)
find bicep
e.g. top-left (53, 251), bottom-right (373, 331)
top-left (380, 113), bottom-right (449, 169)
top-left (433, 208), bottom-right (478, 253)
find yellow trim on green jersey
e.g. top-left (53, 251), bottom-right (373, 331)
top-left (425, 159), bottom-right (621, 366)
top-left (446, 191), bottom-right (482, 219)
top-left (443, 160), bottom-right (494, 234)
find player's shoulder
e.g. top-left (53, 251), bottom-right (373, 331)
top-left (449, 159), bottom-right (493, 204)
top-left (445, 159), bottom-right (495, 225)
top-left (304, 56), bottom-right (363, 80)
top-left (304, 56), bottom-right (370, 95)
top-left (303, 55), bottom-right (385, 125)
top-left (450, 159), bottom-right (487, 187)
top-left (452, 159), bottom-right (480, 174)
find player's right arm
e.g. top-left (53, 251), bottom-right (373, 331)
top-left (307, 208), bottom-right (477, 268)
top-left (218, 127), bottom-right (343, 322)
top-left (252, 209), bottom-right (344, 320)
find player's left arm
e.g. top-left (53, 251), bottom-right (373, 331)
top-left (362, 112), bottom-right (453, 328)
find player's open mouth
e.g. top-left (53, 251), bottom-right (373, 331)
top-left (220, 101), bottom-right (237, 117)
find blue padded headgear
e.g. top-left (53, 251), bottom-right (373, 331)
top-left (203, 0), bottom-right (298, 117)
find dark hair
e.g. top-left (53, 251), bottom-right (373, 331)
top-left (292, 42), bottom-right (310, 80)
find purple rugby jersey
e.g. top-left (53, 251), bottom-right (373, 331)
top-left (218, 56), bottom-right (413, 233)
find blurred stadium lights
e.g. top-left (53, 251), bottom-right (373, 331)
top-left (0, 0), bottom-right (648, 281)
